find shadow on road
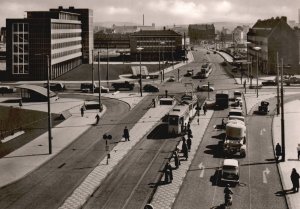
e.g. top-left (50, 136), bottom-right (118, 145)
top-left (212, 132), bottom-right (226, 140)
top-left (204, 142), bottom-right (224, 158)
top-left (147, 124), bottom-right (174, 139)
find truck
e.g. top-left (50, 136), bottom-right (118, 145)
top-left (111, 81), bottom-right (135, 91)
top-left (215, 90), bottom-right (229, 109)
top-left (223, 120), bottom-right (246, 157)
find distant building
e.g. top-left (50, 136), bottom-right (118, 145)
top-left (94, 32), bottom-right (130, 49)
top-left (4, 7), bottom-right (92, 81)
top-left (112, 25), bottom-right (138, 34)
top-left (130, 29), bottom-right (183, 61)
top-left (247, 16), bottom-right (299, 74)
top-left (188, 24), bottom-right (215, 43)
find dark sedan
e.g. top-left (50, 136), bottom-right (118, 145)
top-left (143, 84), bottom-right (159, 92)
top-left (262, 80), bottom-right (276, 86)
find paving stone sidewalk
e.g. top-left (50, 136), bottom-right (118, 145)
top-left (150, 110), bottom-right (214, 209)
top-left (59, 103), bottom-right (175, 209)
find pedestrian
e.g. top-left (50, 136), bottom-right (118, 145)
top-left (173, 150), bottom-right (180, 169)
top-left (221, 118), bottom-right (225, 129)
top-left (197, 117), bottom-right (200, 125)
top-left (80, 106), bottom-right (85, 117)
top-left (291, 168), bottom-right (300, 192)
top-left (123, 126), bottom-right (130, 141)
top-left (164, 162), bottom-right (173, 183)
top-left (181, 137), bottom-right (188, 160)
top-left (19, 99), bottom-right (22, 107)
top-left (203, 103), bottom-right (207, 115)
top-left (187, 122), bottom-right (191, 131)
top-left (297, 144), bottom-right (300, 160)
top-left (187, 136), bottom-right (192, 151)
top-left (275, 143), bottom-right (282, 162)
top-left (95, 114), bottom-right (100, 124)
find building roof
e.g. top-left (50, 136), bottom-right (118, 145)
top-left (131, 29), bottom-right (181, 37)
top-left (16, 84), bottom-right (56, 98)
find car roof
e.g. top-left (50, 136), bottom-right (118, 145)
top-left (223, 159), bottom-right (239, 167)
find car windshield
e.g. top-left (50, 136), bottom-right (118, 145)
top-left (223, 166), bottom-right (238, 174)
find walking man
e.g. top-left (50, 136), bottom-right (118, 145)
top-left (181, 137), bottom-right (188, 160)
top-left (80, 106), bottom-right (85, 117)
top-left (197, 117), bottom-right (200, 125)
top-left (297, 144), bottom-right (300, 160)
top-left (173, 150), bottom-right (180, 169)
top-left (203, 103), bottom-right (207, 115)
top-left (187, 136), bottom-right (192, 151)
top-left (291, 168), bottom-right (300, 192)
top-left (123, 126), bottom-right (130, 141)
top-left (95, 114), bottom-right (100, 124)
top-left (275, 143), bottom-right (282, 162)
top-left (164, 162), bottom-right (173, 183)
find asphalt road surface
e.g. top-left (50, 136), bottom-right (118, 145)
top-left (173, 47), bottom-right (287, 209)
top-left (0, 94), bottom-right (154, 209)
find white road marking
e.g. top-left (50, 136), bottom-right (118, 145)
top-left (263, 167), bottom-right (270, 184)
top-left (260, 128), bottom-right (266, 135)
top-left (198, 162), bottom-right (205, 178)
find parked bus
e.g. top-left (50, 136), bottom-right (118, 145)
top-left (215, 90), bottom-right (229, 109)
top-left (168, 104), bottom-right (190, 135)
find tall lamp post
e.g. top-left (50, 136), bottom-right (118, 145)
top-left (35, 54), bottom-right (52, 154)
top-left (137, 47), bottom-right (144, 97)
top-left (98, 51), bottom-right (102, 112)
top-left (280, 58), bottom-right (285, 162)
top-left (160, 41), bottom-right (165, 81)
top-left (92, 50), bottom-right (94, 93)
top-left (253, 46), bottom-right (261, 97)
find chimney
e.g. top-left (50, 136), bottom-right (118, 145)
top-left (69, 6), bottom-right (75, 10)
top-left (58, 6), bottom-right (63, 10)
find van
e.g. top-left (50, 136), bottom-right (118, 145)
top-left (228, 109), bottom-right (243, 117)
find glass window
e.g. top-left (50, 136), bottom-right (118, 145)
top-left (13, 55), bottom-right (18, 63)
top-left (13, 65), bottom-right (18, 74)
top-left (13, 34), bottom-right (18, 42)
top-left (13, 24), bottom-right (18, 31)
top-left (24, 65), bottom-right (29, 73)
top-left (19, 24), bottom-right (23, 31)
top-left (24, 24), bottom-right (28, 32)
top-left (19, 65), bottom-right (23, 74)
top-left (13, 44), bottom-right (18, 53)
top-left (24, 44), bottom-right (28, 53)
top-left (24, 34), bottom-right (28, 42)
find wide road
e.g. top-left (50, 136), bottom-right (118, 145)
top-left (0, 94), bottom-right (155, 209)
top-left (173, 46), bottom-right (287, 209)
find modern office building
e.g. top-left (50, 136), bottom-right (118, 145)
top-left (247, 16), bottom-right (299, 74)
top-left (4, 7), bottom-right (92, 81)
top-left (130, 29), bottom-right (183, 61)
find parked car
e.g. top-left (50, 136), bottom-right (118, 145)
top-left (44, 82), bottom-right (65, 91)
top-left (220, 159), bottom-right (240, 184)
top-left (168, 76), bottom-right (175, 82)
top-left (196, 84), bottom-right (214, 92)
top-left (143, 84), bottom-right (159, 92)
top-left (111, 81), bottom-right (134, 91)
top-left (94, 86), bottom-right (110, 93)
top-left (234, 97), bottom-right (243, 107)
top-left (80, 83), bottom-right (98, 93)
top-left (262, 80), bottom-right (276, 86)
top-left (0, 86), bottom-right (16, 94)
top-left (184, 70), bottom-right (194, 77)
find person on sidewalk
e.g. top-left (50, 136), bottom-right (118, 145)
top-left (203, 103), bottom-right (207, 115)
top-left (164, 162), bottom-right (173, 183)
top-left (80, 106), bottom-right (85, 117)
top-left (123, 126), bottom-right (130, 141)
top-left (297, 144), bottom-right (300, 160)
top-left (181, 137), bottom-right (188, 160)
top-left (221, 118), bottom-right (225, 129)
top-left (187, 136), bottom-right (192, 152)
top-left (290, 168), bottom-right (300, 192)
top-left (173, 150), bottom-right (180, 169)
top-left (275, 143), bottom-right (282, 162)
top-left (95, 114), bottom-right (100, 125)
top-left (187, 122), bottom-right (191, 131)
top-left (197, 117), bottom-right (200, 125)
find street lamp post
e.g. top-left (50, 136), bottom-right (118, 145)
top-left (98, 51), bottom-right (102, 112)
top-left (137, 47), bottom-right (144, 97)
top-left (253, 46), bottom-right (261, 97)
top-left (35, 54), bottom-right (52, 154)
top-left (106, 43), bottom-right (109, 87)
top-left (92, 50), bottom-right (94, 93)
top-left (160, 41), bottom-right (165, 81)
top-left (280, 58), bottom-right (285, 162)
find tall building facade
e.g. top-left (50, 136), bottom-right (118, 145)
top-left (247, 16), bottom-right (299, 74)
top-left (4, 7), bottom-right (92, 81)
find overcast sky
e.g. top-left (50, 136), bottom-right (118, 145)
top-left (0, 0), bottom-right (299, 27)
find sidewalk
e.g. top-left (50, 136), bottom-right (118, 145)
top-left (244, 91), bottom-right (300, 209)
top-left (58, 102), bottom-right (176, 209)
top-left (150, 110), bottom-right (213, 209)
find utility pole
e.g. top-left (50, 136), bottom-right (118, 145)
top-left (208, 82), bottom-right (210, 100)
top-left (280, 58), bottom-right (285, 162)
top-left (98, 51), bottom-right (101, 112)
top-left (107, 43), bottom-right (109, 87)
top-left (46, 55), bottom-right (52, 154)
top-left (159, 43), bottom-right (161, 83)
top-left (92, 50), bottom-right (94, 93)
top-left (276, 52), bottom-right (280, 115)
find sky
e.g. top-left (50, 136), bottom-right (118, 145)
top-left (0, 0), bottom-right (299, 27)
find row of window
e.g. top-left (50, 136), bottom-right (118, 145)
top-left (13, 64), bottom-right (29, 75)
top-left (13, 44), bottom-right (29, 53)
top-left (13, 54), bottom-right (29, 64)
top-left (59, 13), bottom-right (78, 21)
top-left (52, 48), bottom-right (81, 59)
top-left (13, 34), bottom-right (29, 43)
top-left (51, 23), bottom-right (81, 30)
top-left (52, 41), bottom-right (81, 49)
top-left (51, 32), bottom-right (81, 39)
top-left (13, 23), bottom-right (29, 33)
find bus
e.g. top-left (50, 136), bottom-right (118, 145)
top-left (168, 104), bottom-right (190, 135)
top-left (200, 63), bottom-right (212, 78)
top-left (215, 90), bottom-right (229, 109)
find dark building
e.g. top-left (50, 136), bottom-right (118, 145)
top-left (130, 29), bottom-right (183, 61)
top-left (188, 24), bottom-right (215, 43)
top-left (4, 7), bottom-right (92, 81)
top-left (247, 16), bottom-right (299, 74)
top-left (94, 33), bottom-right (130, 49)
